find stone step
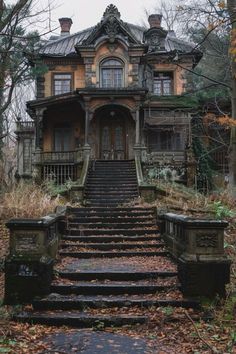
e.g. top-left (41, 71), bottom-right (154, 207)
top-left (67, 217), bottom-right (155, 223)
top-left (68, 228), bottom-right (159, 236)
top-left (60, 243), bottom-right (164, 251)
top-left (84, 201), bottom-right (136, 206)
top-left (63, 235), bottom-right (160, 242)
top-left (68, 207), bottom-right (155, 212)
top-left (58, 270), bottom-right (177, 281)
top-left (84, 187), bottom-right (138, 191)
top-left (87, 177), bottom-right (137, 181)
top-left (68, 209), bottom-right (155, 217)
top-left (84, 202), bottom-right (133, 207)
top-left (51, 282), bottom-right (178, 295)
top-left (14, 312), bottom-right (147, 328)
top-left (68, 222), bottom-right (156, 229)
top-left (84, 192), bottom-right (138, 200)
top-left (33, 295), bottom-right (199, 311)
top-left (59, 250), bottom-right (168, 258)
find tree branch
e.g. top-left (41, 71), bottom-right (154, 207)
top-left (174, 62), bottom-right (231, 89)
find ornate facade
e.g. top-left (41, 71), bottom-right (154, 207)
top-left (16, 4), bottom-right (202, 185)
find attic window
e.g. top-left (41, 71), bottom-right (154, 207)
top-left (53, 73), bottom-right (72, 95)
top-left (100, 58), bottom-right (124, 88)
top-left (153, 72), bottom-right (173, 95)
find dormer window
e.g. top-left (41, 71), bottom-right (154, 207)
top-left (153, 72), bottom-right (173, 95)
top-left (100, 58), bottom-right (124, 88)
top-left (53, 73), bottom-right (72, 95)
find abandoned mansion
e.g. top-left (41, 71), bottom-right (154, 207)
top-left (16, 4), bottom-right (203, 187)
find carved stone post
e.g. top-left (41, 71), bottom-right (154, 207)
top-left (84, 103), bottom-right (90, 147)
top-left (135, 107), bottom-right (140, 146)
top-left (35, 107), bottom-right (45, 150)
top-left (33, 107), bottom-right (46, 182)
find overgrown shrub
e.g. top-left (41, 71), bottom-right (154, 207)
top-left (0, 182), bottom-right (61, 219)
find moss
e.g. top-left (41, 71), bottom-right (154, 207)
top-left (148, 95), bottom-right (199, 108)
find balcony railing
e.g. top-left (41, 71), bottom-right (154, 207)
top-left (16, 121), bottom-right (35, 132)
top-left (41, 151), bottom-right (78, 164)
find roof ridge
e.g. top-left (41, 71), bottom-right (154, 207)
top-left (43, 26), bottom-right (94, 47)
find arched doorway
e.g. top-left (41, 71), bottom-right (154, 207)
top-left (93, 105), bottom-right (134, 160)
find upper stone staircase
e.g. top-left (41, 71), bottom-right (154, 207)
top-left (84, 160), bottom-right (139, 207)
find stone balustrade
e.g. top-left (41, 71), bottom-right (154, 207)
top-left (159, 213), bottom-right (231, 298)
top-left (4, 208), bottom-right (66, 304)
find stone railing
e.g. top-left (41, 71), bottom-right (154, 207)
top-left (15, 121), bottom-right (35, 132)
top-left (4, 208), bottom-right (67, 304)
top-left (159, 213), bottom-right (231, 298)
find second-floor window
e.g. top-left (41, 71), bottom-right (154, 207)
top-left (100, 58), bottom-right (124, 88)
top-left (53, 73), bottom-right (72, 95)
top-left (153, 72), bottom-right (173, 95)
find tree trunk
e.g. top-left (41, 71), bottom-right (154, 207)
top-left (227, 0), bottom-right (236, 194)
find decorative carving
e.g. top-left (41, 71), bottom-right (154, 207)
top-left (107, 43), bottom-right (118, 52)
top-left (196, 233), bottom-right (218, 248)
top-left (103, 4), bottom-right (121, 19)
top-left (104, 16), bottom-right (119, 43)
top-left (16, 233), bottom-right (38, 251)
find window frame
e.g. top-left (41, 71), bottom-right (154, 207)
top-left (52, 72), bottom-right (73, 96)
top-left (153, 72), bottom-right (174, 96)
top-left (148, 129), bottom-right (183, 152)
top-left (100, 58), bottom-right (124, 89)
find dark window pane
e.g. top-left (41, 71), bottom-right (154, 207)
top-left (54, 74), bottom-right (72, 95)
top-left (153, 72), bottom-right (173, 95)
top-left (54, 127), bottom-right (72, 151)
top-left (101, 59), bottom-right (124, 88)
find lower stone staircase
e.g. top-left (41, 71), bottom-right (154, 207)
top-left (16, 206), bottom-right (200, 327)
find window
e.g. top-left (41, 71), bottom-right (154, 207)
top-left (148, 129), bottom-right (183, 151)
top-left (153, 72), bottom-right (173, 95)
top-left (100, 58), bottom-right (124, 88)
top-left (54, 126), bottom-right (72, 151)
top-left (53, 73), bottom-right (72, 95)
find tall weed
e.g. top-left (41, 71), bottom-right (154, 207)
top-left (0, 182), bottom-right (60, 219)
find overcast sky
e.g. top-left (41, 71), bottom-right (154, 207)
top-left (37, 0), bottom-right (158, 35)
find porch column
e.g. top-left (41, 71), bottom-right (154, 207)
top-left (135, 107), bottom-right (140, 146)
top-left (35, 107), bottom-right (46, 150)
top-left (84, 107), bottom-right (90, 146)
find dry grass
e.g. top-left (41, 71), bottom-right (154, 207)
top-left (0, 182), bottom-right (61, 219)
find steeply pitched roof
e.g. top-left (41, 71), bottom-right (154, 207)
top-left (39, 5), bottom-right (198, 58)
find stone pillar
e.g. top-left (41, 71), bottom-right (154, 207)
top-left (84, 106), bottom-right (90, 147)
top-left (135, 108), bottom-right (140, 146)
top-left (33, 107), bottom-right (46, 182)
top-left (35, 108), bottom-right (46, 150)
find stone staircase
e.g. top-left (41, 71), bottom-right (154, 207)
top-left (84, 160), bottom-right (139, 207)
top-left (15, 161), bottom-right (199, 327)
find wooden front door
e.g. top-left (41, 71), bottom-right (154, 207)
top-left (100, 117), bottom-right (126, 160)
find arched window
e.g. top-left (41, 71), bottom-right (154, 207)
top-left (100, 58), bottom-right (124, 88)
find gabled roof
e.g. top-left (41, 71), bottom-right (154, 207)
top-left (39, 4), bottom-right (199, 58)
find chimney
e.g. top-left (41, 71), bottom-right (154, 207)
top-left (148, 14), bottom-right (162, 28)
top-left (59, 18), bottom-right (73, 36)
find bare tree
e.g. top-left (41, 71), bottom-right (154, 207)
top-left (0, 0), bottom-right (57, 159)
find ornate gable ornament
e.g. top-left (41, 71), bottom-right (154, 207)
top-left (103, 4), bottom-right (121, 19)
top-left (144, 27), bottom-right (168, 53)
top-left (80, 4), bottom-right (139, 46)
